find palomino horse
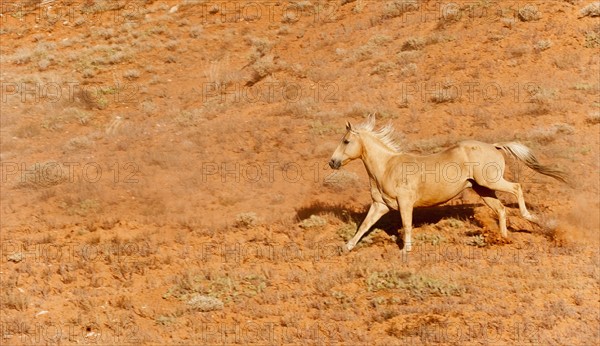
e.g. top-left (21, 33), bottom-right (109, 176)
top-left (329, 115), bottom-right (566, 252)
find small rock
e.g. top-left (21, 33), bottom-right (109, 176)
top-left (169, 5), bottom-right (179, 14)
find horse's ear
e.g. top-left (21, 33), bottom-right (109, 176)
top-left (367, 113), bottom-right (376, 124)
top-left (346, 121), bottom-right (353, 131)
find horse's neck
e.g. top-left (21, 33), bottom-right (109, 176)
top-left (360, 134), bottom-right (396, 181)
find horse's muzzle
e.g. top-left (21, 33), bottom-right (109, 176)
top-left (329, 159), bottom-right (341, 169)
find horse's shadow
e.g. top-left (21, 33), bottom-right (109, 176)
top-left (296, 201), bottom-right (478, 241)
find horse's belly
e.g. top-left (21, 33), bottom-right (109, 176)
top-left (414, 181), bottom-right (471, 207)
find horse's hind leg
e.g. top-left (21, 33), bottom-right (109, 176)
top-left (480, 178), bottom-right (538, 223)
top-left (472, 184), bottom-right (508, 237)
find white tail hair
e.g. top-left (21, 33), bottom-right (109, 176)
top-left (494, 142), bottom-right (567, 183)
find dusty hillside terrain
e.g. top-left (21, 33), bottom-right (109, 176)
top-left (1, 0), bottom-right (599, 344)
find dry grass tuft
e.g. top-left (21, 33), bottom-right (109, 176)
top-left (401, 37), bottom-right (427, 51)
top-left (381, 0), bottom-right (419, 19)
top-left (187, 294), bottom-right (224, 312)
top-left (534, 39), bottom-right (553, 52)
top-left (584, 28), bottom-right (600, 48)
top-left (528, 123), bottom-right (575, 144)
top-left (517, 5), bottom-right (542, 21)
top-left (585, 111), bottom-right (600, 124)
top-left (579, 2), bottom-right (600, 18)
top-left (235, 212), bottom-right (259, 228)
top-left (366, 271), bottom-right (465, 298)
top-left (2, 289), bottom-right (30, 311)
top-left (299, 215), bottom-right (328, 229)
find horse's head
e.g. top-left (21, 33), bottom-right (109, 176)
top-left (329, 121), bottom-right (363, 170)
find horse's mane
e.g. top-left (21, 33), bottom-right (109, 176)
top-left (355, 117), bottom-right (402, 152)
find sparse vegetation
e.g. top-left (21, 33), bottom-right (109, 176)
top-left (235, 212), bottom-right (259, 228)
top-left (430, 89), bottom-right (458, 103)
top-left (436, 4), bottom-right (460, 29)
top-left (164, 272), bottom-right (267, 304)
top-left (579, 2), bottom-right (600, 18)
top-left (466, 234), bottom-right (487, 247)
top-left (2, 1), bottom-right (598, 344)
top-left (2, 290), bottom-right (29, 311)
top-left (528, 123), bottom-right (575, 144)
top-left (584, 29), bottom-right (600, 48)
top-left (585, 111), bottom-right (600, 124)
top-left (518, 5), bottom-right (542, 21)
top-left (534, 39), bottom-right (552, 52)
top-left (501, 17), bottom-right (516, 28)
top-left (414, 233), bottom-right (446, 245)
top-left (367, 271), bottom-right (465, 298)
top-left (352, 0), bottom-right (365, 13)
top-left (186, 294), bottom-right (224, 312)
top-left (64, 135), bottom-right (93, 151)
top-left (381, 0), bottom-right (419, 19)
top-left (371, 61), bottom-right (397, 76)
top-left (123, 69), bottom-right (141, 80)
top-left (401, 36), bottom-right (427, 51)
top-left (189, 26), bottom-right (203, 38)
top-left (299, 215), bottom-right (327, 228)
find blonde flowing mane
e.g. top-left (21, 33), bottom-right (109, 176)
top-left (355, 116), bottom-right (402, 152)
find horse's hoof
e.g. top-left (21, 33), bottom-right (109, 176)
top-left (399, 248), bottom-right (409, 260)
top-left (344, 243), bottom-right (355, 252)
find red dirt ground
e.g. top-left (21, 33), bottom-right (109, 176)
top-left (1, 0), bottom-right (599, 344)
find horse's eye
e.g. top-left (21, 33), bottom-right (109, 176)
top-left (343, 139), bottom-right (350, 145)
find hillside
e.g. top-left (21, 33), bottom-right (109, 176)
top-left (1, 0), bottom-right (599, 344)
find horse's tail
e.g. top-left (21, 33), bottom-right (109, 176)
top-left (494, 142), bottom-right (568, 184)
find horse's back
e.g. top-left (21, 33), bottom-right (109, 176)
top-left (412, 140), bottom-right (494, 163)
top-left (454, 140), bottom-right (504, 163)
top-left (390, 140), bottom-right (506, 206)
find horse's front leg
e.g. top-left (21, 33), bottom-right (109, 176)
top-left (398, 198), bottom-right (414, 253)
top-left (346, 202), bottom-right (389, 251)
